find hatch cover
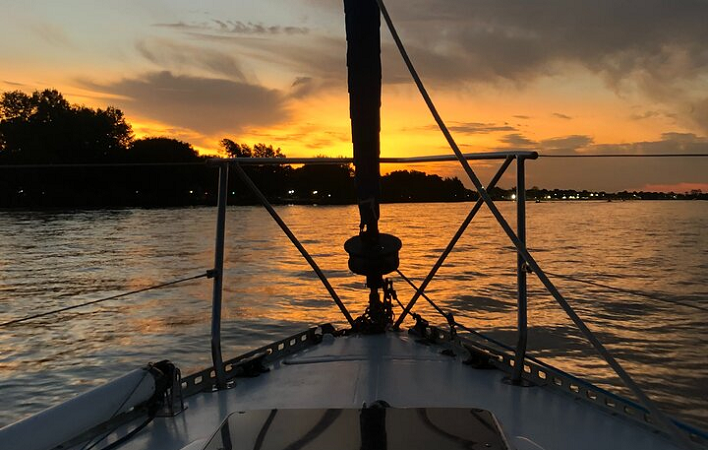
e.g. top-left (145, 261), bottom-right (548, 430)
top-left (201, 407), bottom-right (508, 450)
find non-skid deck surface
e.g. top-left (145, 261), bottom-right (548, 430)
top-left (111, 332), bottom-right (679, 450)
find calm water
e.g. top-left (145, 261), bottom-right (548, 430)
top-left (0, 202), bottom-right (706, 429)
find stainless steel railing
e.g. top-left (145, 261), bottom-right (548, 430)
top-left (207, 150), bottom-right (534, 388)
top-left (208, 150), bottom-right (696, 448)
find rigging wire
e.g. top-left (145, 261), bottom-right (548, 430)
top-left (0, 271), bottom-right (211, 328)
top-left (395, 269), bottom-right (447, 318)
top-left (374, 1), bottom-right (695, 445)
top-left (232, 163), bottom-right (355, 326)
top-left (547, 272), bottom-right (708, 312)
top-left (394, 269), bottom-right (705, 400)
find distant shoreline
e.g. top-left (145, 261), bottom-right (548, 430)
top-left (1, 198), bottom-right (705, 212)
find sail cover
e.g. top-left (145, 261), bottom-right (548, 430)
top-left (344, 0), bottom-right (382, 240)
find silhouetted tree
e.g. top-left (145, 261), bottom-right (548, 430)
top-left (127, 137), bottom-right (202, 162)
top-left (220, 140), bottom-right (285, 159)
top-left (219, 139), bottom-right (289, 200)
top-left (381, 170), bottom-right (472, 202)
top-left (252, 143), bottom-right (284, 158)
top-left (289, 158), bottom-right (355, 203)
top-left (0, 89), bottom-right (132, 163)
top-left (220, 139), bottom-right (252, 157)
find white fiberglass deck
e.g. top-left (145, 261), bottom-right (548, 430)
top-left (107, 332), bottom-right (678, 450)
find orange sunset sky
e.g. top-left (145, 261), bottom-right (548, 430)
top-left (1, 0), bottom-right (707, 191)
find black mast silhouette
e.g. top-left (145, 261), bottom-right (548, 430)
top-left (343, 0), bottom-right (401, 332)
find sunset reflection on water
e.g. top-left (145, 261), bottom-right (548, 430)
top-left (0, 202), bottom-right (706, 429)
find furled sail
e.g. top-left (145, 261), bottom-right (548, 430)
top-left (344, 0), bottom-right (382, 242)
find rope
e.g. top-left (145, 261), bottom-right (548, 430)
top-left (547, 272), bottom-right (708, 312)
top-left (80, 369), bottom-right (153, 450)
top-left (0, 271), bottom-right (211, 328)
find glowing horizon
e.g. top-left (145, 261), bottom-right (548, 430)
top-left (2, 0), bottom-right (707, 192)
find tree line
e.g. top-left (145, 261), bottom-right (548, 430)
top-left (0, 89), bottom-right (474, 207)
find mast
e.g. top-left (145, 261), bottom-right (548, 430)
top-left (344, 0), bottom-right (382, 241)
top-left (343, 0), bottom-right (401, 332)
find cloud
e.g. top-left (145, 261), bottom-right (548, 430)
top-left (592, 132), bottom-right (708, 155)
top-left (552, 113), bottom-right (572, 120)
top-left (135, 39), bottom-right (247, 81)
top-left (182, 31), bottom-right (347, 94)
top-left (306, 0), bottom-right (708, 130)
top-left (31, 23), bottom-right (73, 48)
top-left (448, 122), bottom-right (517, 134)
top-left (690, 97), bottom-right (708, 134)
top-left (372, 0), bottom-right (708, 82)
top-left (497, 131), bottom-right (706, 156)
top-left (415, 121), bottom-right (516, 134)
top-left (540, 135), bottom-right (593, 153)
top-left (500, 133), bottom-right (536, 148)
top-left (154, 20), bottom-right (309, 36)
top-left (148, 0), bottom-right (706, 128)
top-left (2, 80), bottom-right (26, 87)
top-left (465, 131), bottom-right (708, 191)
top-left (80, 71), bottom-right (289, 135)
top-left (290, 77), bottom-right (317, 98)
top-left (630, 110), bottom-right (662, 121)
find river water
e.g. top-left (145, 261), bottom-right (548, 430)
top-left (0, 202), bottom-right (706, 429)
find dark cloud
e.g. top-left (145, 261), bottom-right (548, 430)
top-left (415, 121), bottom-right (516, 134)
top-left (497, 132), bottom-right (705, 156)
top-left (374, 0), bottom-right (708, 83)
top-left (155, 20), bottom-right (308, 35)
top-left (185, 32), bottom-right (348, 95)
top-left (630, 110), bottom-right (662, 121)
top-left (591, 132), bottom-right (708, 155)
top-left (552, 113), bottom-right (572, 120)
top-left (527, 133), bottom-right (708, 190)
top-left (448, 122), bottom-right (516, 134)
top-left (31, 23), bottom-right (73, 48)
top-left (451, 132), bottom-right (708, 191)
top-left (690, 97), bottom-right (708, 134)
top-left (540, 135), bottom-right (593, 153)
top-left (135, 39), bottom-right (246, 81)
top-left (80, 71), bottom-right (289, 135)
top-left (500, 133), bottom-right (536, 148)
top-left (290, 77), bottom-right (317, 98)
top-left (307, 0), bottom-right (708, 123)
top-left (513, 115), bottom-right (531, 120)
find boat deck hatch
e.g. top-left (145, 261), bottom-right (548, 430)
top-left (202, 407), bottom-right (509, 450)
